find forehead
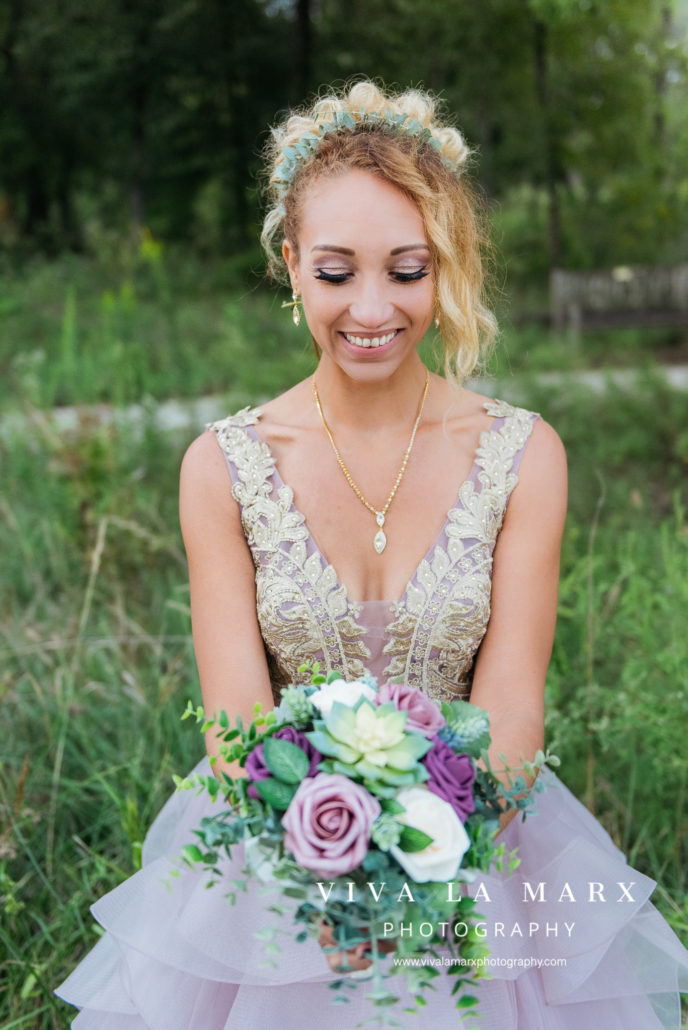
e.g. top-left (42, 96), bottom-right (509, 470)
top-left (296, 169), bottom-right (427, 252)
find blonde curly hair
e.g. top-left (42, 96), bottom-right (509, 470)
top-left (261, 80), bottom-right (497, 385)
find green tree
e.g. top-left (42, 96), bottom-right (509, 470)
top-left (0, 0), bottom-right (686, 272)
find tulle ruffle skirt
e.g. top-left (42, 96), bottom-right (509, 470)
top-left (56, 764), bottom-right (688, 1029)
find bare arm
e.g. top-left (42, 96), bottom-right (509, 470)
top-left (180, 430), bottom-right (366, 974)
top-left (179, 431), bottom-right (274, 776)
top-left (470, 418), bottom-right (568, 829)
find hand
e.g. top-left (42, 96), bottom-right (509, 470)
top-left (318, 922), bottom-right (397, 975)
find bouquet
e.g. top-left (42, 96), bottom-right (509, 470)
top-left (176, 665), bottom-right (557, 1025)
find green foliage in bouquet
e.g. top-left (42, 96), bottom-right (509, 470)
top-left (174, 666), bottom-right (558, 1027)
top-left (439, 699), bottom-right (560, 874)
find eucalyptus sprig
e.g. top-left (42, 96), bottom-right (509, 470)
top-left (173, 671), bottom-right (556, 1028)
top-left (273, 109), bottom-right (446, 202)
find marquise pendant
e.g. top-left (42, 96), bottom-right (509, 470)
top-left (373, 512), bottom-right (386, 554)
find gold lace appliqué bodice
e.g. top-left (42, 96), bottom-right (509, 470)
top-left (209, 399), bottom-right (539, 705)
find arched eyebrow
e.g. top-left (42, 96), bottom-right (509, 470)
top-left (390, 244), bottom-right (430, 255)
top-left (311, 245), bottom-right (353, 254)
top-left (310, 244), bottom-right (429, 255)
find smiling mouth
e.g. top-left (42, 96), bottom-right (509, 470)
top-left (342, 330), bottom-right (398, 349)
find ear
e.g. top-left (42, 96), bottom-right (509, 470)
top-left (282, 239), bottom-right (300, 290)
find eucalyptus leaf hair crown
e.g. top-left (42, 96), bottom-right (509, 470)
top-left (272, 107), bottom-right (453, 211)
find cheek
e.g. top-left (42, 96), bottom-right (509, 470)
top-left (302, 290), bottom-right (344, 325)
top-left (404, 277), bottom-right (434, 317)
top-left (413, 288), bottom-right (435, 323)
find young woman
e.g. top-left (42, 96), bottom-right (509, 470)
top-left (56, 80), bottom-right (688, 1028)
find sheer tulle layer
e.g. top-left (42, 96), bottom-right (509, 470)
top-left (56, 763), bottom-right (688, 1029)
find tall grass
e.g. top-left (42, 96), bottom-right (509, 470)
top-left (2, 417), bottom-right (200, 1027)
top-left (1, 254), bottom-right (687, 1025)
top-left (1, 245), bottom-right (317, 412)
top-left (2, 245), bottom-right (685, 414)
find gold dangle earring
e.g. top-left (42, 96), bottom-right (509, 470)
top-left (282, 288), bottom-right (301, 326)
top-left (434, 309), bottom-right (441, 330)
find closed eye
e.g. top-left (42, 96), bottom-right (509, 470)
top-left (314, 270), bottom-right (351, 284)
top-left (314, 266), bottom-right (430, 285)
top-left (391, 267), bottom-right (430, 283)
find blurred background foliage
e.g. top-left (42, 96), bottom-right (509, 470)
top-left (1, 0), bottom-right (687, 280)
top-left (2, 2), bottom-right (688, 1025)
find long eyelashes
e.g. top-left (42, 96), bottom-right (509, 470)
top-left (393, 268), bottom-right (430, 283)
top-left (314, 270), bottom-right (350, 284)
top-left (314, 267), bottom-right (429, 285)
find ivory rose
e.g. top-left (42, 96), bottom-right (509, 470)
top-left (310, 678), bottom-right (377, 716)
top-left (390, 785), bottom-right (470, 882)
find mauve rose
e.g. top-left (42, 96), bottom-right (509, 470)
top-left (423, 737), bottom-right (476, 823)
top-left (376, 682), bottom-right (446, 737)
top-left (282, 773), bottom-right (381, 876)
top-left (245, 728), bottom-right (322, 800)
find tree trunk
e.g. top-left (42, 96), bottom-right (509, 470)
top-left (57, 151), bottom-right (82, 252)
top-left (23, 167), bottom-right (51, 240)
top-left (129, 30), bottom-right (149, 232)
top-left (296, 0), bottom-right (312, 99)
top-left (653, 4), bottom-right (672, 152)
top-left (130, 90), bottom-right (147, 230)
top-left (532, 17), bottom-right (562, 269)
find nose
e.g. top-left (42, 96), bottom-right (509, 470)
top-left (348, 277), bottom-right (395, 328)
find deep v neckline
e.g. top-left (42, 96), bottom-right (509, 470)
top-left (248, 403), bottom-right (499, 607)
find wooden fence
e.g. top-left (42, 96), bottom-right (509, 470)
top-left (550, 264), bottom-right (688, 334)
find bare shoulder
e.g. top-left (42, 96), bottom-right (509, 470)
top-left (179, 429), bottom-right (240, 534)
top-left (180, 429), bottom-right (231, 496)
top-left (256, 379), bottom-right (315, 444)
top-left (259, 378), bottom-right (311, 418)
top-left (455, 385), bottom-right (495, 415)
top-left (520, 416), bottom-right (567, 484)
top-left (508, 415), bottom-right (568, 524)
top-left (432, 383), bottom-right (498, 441)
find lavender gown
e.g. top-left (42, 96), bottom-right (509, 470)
top-left (56, 400), bottom-right (688, 1028)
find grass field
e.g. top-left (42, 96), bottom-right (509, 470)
top-left (2, 247), bottom-right (686, 413)
top-left (1, 250), bottom-right (687, 1026)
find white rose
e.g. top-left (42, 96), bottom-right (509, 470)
top-left (310, 678), bottom-right (377, 717)
top-left (390, 785), bottom-right (470, 883)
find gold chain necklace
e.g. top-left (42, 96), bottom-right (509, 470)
top-left (312, 369), bottom-right (430, 555)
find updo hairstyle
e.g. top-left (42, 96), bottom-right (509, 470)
top-left (261, 80), bottom-right (497, 385)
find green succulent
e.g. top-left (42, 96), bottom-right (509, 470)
top-left (307, 699), bottom-right (431, 788)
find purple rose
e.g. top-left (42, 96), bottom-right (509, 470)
top-left (281, 773), bottom-right (381, 876)
top-left (376, 681), bottom-right (446, 737)
top-left (423, 737), bottom-right (476, 823)
top-left (245, 727), bottom-right (322, 800)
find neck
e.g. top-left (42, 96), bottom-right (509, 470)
top-left (312, 353), bottom-right (429, 433)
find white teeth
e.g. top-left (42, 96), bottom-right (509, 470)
top-left (344, 331), bottom-right (396, 349)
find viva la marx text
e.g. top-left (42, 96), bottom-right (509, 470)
top-left (315, 881), bottom-right (638, 904)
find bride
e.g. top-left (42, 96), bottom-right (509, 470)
top-left (56, 80), bottom-right (688, 1028)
